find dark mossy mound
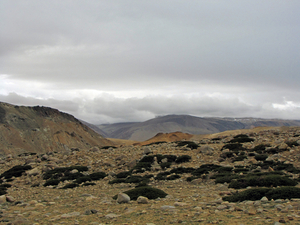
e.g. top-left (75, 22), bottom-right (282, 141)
top-left (144, 141), bottom-right (167, 146)
top-left (132, 162), bottom-right (152, 173)
top-left (223, 186), bottom-right (300, 202)
top-left (113, 186), bottom-right (168, 200)
top-left (43, 165), bottom-right (106, 187)
top-left (176, 141), bottom-right (199, 150)
top-left (175, 155), bottom-right (191, 163)
top-left (89, 172), bottom-right (107, 180)
top-left (228, 134), bottom-right (254, 143)
top-left (232, 155), bottom-right (248, 162)
top-left (286, 141), bottom-right (299, 148)
top-left (191, 164), bottom-right (221, 177)
top-left (139, 154), bottom-right (177, 164)
top-left (61, 183), bottom-right (79, 189)
top-left (116, 171), bottom-right (131, 178)
top-left (222, 143), bottom-right (244, 151)
top-left (0, 165), bottom-right (32, 180)
top-left (170, 167), bottom-right (195, 174)
top-left (0, 183), bottom-right (12, 195)
top-left (155, 171), bottom-right (181, 181)
top-left (254, 154), bottom-right (268, 161)
top-left (43, 166), bottom-right (88, 180)
top-left (254, 160), bottom-right (300, 173)
top-left (101, 146), bottom-right (117, 149)
top-left (44, 179), bottom-right (60, 187)
top-left (82, 182), bottom-right (96, 186)
top-left (75, 176), bottom-right (92, 184)
top-left (228, 175), bottom-right (297, 189)
top-left (109, 175), bottom-right (150, 184)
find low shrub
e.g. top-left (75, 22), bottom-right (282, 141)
top-left (125, 176), bottom-right (146, 184)
top-left (215, 174), bottom-right (241, 184)
top-left (223, 186), bottom-right (300, 202)
top-left (232, 155), bottom-right (247, 162)
top-left (43, 179), bottom-right (60, 187)
top-left (222, 143), bottom-right (244, 151)
top-left (113, 186), bottom-right (168, 200)
top-left (192, 164), bottom-right (221, 177)
top-left (170, 167), bottom-right (195, 174)
top-left (176, 141), bottom-right (199, 150)
top-left (89, 172), bottom-right (107, 180)
top-left (166, 174), bottom-right (181, 180)
top-left (132, 162), bottom-right (152, 173)
top-left (59, 172), bottom-right (84, 182)
top-left (0, 165), bottom-right (32, 179)
top-left (109, 178), bottom-right (126, 184)
top-left (61, 183), bottom-right (79, 189)
top-left (155, 172), bottom-right (171, 180)
top-left (160, 162), bottom-right (172, 170)
top-left (101, 146), bottom-right (116, 149)
top-left (75, 176), bottom-right (92, 184)
top-left (254, 154), bottom-right (268, 161)
top-left (228, 135), bottom-right (254, 143)
top-left (286, 141), bottom-right (299, 148)
top-left (116, 171), bottom-right (131, 178)
top-left (175, 155), bottom-right (191, 163)
top-left (228, 175), bottom-right (297, 189)
top-left (220, 152), bottom-right (235, 158)
top-left (234, 168), bottom-right (249, 173)
top-left (43, 166), bottom-right (88, 180)
top-left (82, 182), bottom-right (96, 186)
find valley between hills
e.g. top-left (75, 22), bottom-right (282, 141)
top-left (0, 102), bottom-right (300, 224)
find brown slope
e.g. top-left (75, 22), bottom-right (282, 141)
top-left (0, 102), bottom-right (114, 156)
top-left (138, 131), bottom-right (193, 146)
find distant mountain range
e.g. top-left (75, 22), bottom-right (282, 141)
top-left (93, 115), bottom-right (300, 141)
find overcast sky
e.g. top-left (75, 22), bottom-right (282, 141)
top-left (1, 0), bottom-right (300, 124)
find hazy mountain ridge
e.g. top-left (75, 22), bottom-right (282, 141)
top-left (0, 102), bottom-right (113, 156)
top-left (97, 115), bottom-right (300, 141)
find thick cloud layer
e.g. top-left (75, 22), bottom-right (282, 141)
top-left (1, 1), bottom-right (300, 123)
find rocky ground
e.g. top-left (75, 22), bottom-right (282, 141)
top-left (1, 126), bottom-right (300, 224)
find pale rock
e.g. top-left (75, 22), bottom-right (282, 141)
top-left (174, 202), bottom-right (189, 206)
top-left (137, 196), bottom-right (149, 204)
top-left (70, 169), bottom-right (78, 174)
top-left (261, 196), bottom-right (268, 202)
top-left (0, 195), bottom-right (6, 204)
top-left (143, 147), bottom-right (152, 155)
top-left (117, 193), bottom-right (130, 203)
top-left (6, 196), bottom-right (15, 202)
top-left (105, 213), bottom-right (120, 219)
top-left (26, 167), bottom-right (41, 176)
top-left (199, 145), bottom-right (214, 155)
top-left (161, 205), bottom-right (176, 210)
top-left (216, 204), bottom-right (227, 210)
top-left (90, 146), bottom-right (100, 152)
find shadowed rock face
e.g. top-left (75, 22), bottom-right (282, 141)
top-left (0, 102), bottom-right (113, 156)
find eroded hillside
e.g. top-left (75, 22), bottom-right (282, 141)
top-left (0, 102), bottom-right (113, 156)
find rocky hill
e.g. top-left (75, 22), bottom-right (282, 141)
top-left (97, 114), bottom-right (300, 141)
top-left (0, 126), bottom-right (300, 224)
top-left (0, 102), bottom-right (113, 156)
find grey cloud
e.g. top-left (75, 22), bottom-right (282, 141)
top-left (1, 1), bottom-right (300, 122)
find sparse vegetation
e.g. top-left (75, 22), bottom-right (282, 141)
top-left (175, 155), bottom-right (191, 163)
top-left (113, 186), bottom-right (168, 200)
top-left (176, 141), bottom-right (199, 149)
top-left (0, 165), bottom-right (32, 180)
top-left (223, 186), bottom-right (300, 202)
